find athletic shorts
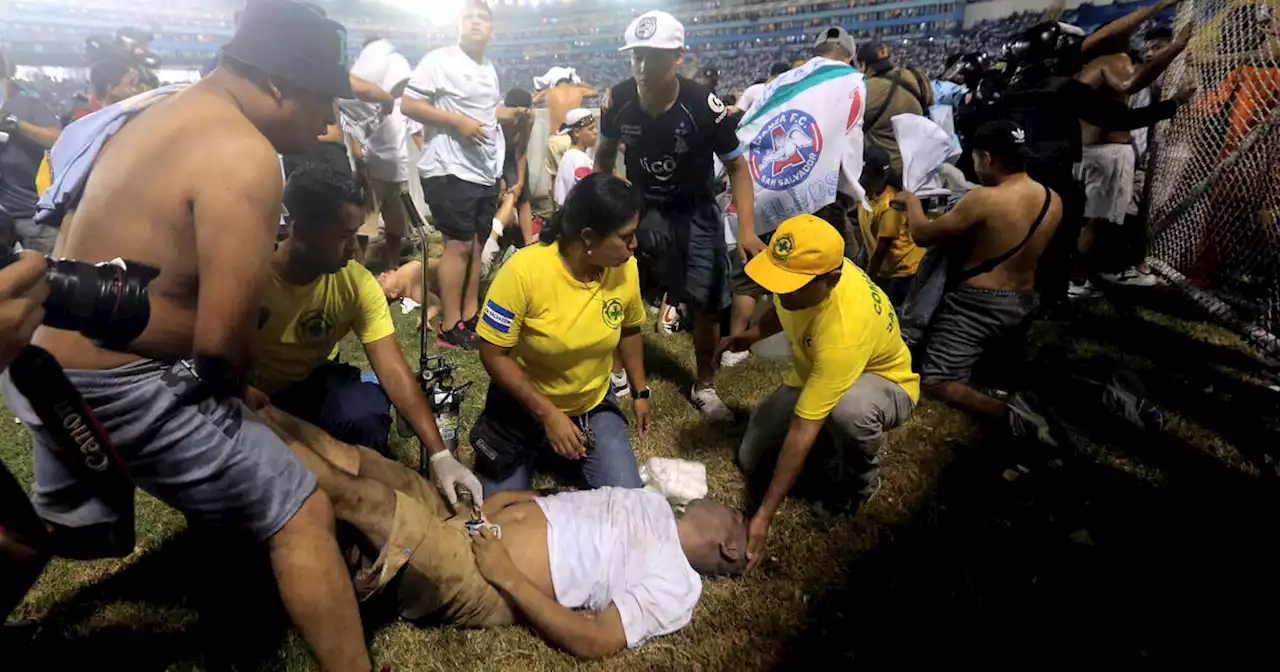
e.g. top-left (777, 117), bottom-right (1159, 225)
top-left (919, 286), bottom-right (1039, 386)
top-left (1, 360), bottom-right (316, 543)
top-left (636, 199), bottom-right (732, 314)
top-left (345, 447), bottom-right (510, 627)
top-left (1081, 143), bottom-right (1135, 226)
top-left (422, 175), bottom-right (500, 242)
top-left (358, 178), bottom-right (410, 238)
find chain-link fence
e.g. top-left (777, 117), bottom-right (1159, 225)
top-left (1146, 0), bottom-right (1280, 355)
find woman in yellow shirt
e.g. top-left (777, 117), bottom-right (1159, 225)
top-left (472, 173), bottom-right (651, 494)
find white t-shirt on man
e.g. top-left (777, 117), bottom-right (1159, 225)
top-left (554, 147), bottom-right (594, 207)
top-left (738, 82), bottom-right (767, 114)
top-left (363, 57), bottom-right (414, 183)
top-left (342, 39), bottom-right (415, 183)
top-left (535, 487), bottom-right (702, 649)
top-left (405, 44), bottom-right (503, 186)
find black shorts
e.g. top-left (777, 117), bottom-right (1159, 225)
top-left (422, 175), bottom-right (500, 242)
top-left (636, 200), bottom-right (731, 314)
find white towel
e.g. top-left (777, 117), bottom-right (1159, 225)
top-left (399, 297), bottom-right (421, 315)
top-left (892, 113), bottom-right (960, 198)
top-left (533, 66), bottom-right (581, 91)
top-left (639, 458), bottom-right (708, 506)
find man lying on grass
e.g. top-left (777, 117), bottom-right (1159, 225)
top-left (257, 407), bottom-right (748, 659)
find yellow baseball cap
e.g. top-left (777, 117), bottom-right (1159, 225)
top-left (745, 214), bottom-right (846, 295)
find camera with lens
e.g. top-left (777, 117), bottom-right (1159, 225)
top-left (85, 26), bottom-right (163, 88)
top-left (0, 224), bottom-right (159, 565)
top-left (0, 248), bottom-right (159, 351)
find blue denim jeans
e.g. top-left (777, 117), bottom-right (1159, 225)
top-left (470, 384), bottom-right (642, 495)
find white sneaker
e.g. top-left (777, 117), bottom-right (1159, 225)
top-left (611, 371), bottom-right (630, 398)
top-left (659, 303), bottom-right (686, 334)
top-left (721, 349), bottom-right (750, 368)
top-left (690, 384), bottom-right (733, 422)
top-left (1100, 267), bottom-right (1160, 287)
top-left (1067, 280), bottom-right (1102, 299)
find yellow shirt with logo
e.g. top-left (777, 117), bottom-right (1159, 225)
top-left (251, 260), bottom-right (396, 396)
top-left (477, 242), bottom-right (646, 416)
top-left (777, 259), bottom-right (920, 420)
top-left (858, 186), bottom-right (924, 279)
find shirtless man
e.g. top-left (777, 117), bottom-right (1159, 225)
top-left (257, 407), bottom-right (748, 660)
top-left (539, 76), bottom-right (598, 177)
top-left (1, 4), bottom-right (372, 669)
top-left (499, 88), bottom-right (535, 245)
top-left (894, 120), bottom-right (1064, 442)
top-left (538, 76), bottom-right (599, 136)
top-left (1075, 18), bottom-right (1190, 284)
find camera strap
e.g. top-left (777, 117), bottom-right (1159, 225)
top-left (7, 346), bottom-right (132, 491)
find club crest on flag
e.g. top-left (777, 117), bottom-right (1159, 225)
top-left (748, 110), bottom-right (824, 191)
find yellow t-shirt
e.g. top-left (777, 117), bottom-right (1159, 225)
top-left (477, 242), bottom-right (646, 416)
top-left (858, 186), bottom-right (925, 279)
top-left (777, 259), bottom-right (920, 420)
top-left (251, 260), bottom-right (396, 395)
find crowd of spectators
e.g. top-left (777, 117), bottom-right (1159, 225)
top-left (491, 8), bottom-right (1056, 101)
top-left (10, 4), bottom-right (1088, 116)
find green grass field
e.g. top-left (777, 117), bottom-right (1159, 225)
top-left (5, 285), bottom-right (1280, 670)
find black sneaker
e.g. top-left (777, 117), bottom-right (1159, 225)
top-left (463, 314), bottom-right (479, 333)
top-left (436, 322), bottom-right (480, 350)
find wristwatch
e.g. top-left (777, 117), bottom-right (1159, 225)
top-left (630, 386), bottom-right (652, 400)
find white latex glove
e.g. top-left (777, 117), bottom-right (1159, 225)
top-left (429, 450), bottom-right (484, 508)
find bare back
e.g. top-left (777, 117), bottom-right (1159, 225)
top-left (962, 176), bottom-right (1062, 292)
top-left (35, 83), bottom-right (285, 371)
top-left (546, 83), bottom-right (591, 132)
top-left (1077, 52), bottom-right (1135, 145)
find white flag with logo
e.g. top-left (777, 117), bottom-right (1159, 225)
top-left (737, 57), bottom-right (867, 235)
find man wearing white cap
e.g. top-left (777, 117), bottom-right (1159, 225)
top-left (595, 10), bottom-right (756, 422)
top-left (554, 109), bottom-right (597, 207)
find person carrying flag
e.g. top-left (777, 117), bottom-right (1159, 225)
top-left (726, 27), bottom-right (869, 350)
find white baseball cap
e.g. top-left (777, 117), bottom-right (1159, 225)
top-left (620, 10), bottom-right (685, 51)
top-left (557, 108), bottom-right (595, 135)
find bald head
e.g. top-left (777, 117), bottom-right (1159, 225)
top-left (676, 499), bottom-right (749, 577)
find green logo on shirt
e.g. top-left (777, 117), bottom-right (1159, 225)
top-left (602, 298), bottom-right (625, 329)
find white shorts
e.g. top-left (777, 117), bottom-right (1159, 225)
top-left (1081, 143), bottom-right (1135, 225)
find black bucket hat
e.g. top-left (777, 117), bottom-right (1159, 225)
top-left (221, 0), bottom-right (353, 99)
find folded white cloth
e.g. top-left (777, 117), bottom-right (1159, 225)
top-left (534, 66), bottom-right (581, 91)
top-left (399, 297), bottom-right (421, 315)
top-left (639, 458), bottom-right (708, 506)
top-left (892, 113), bottom-right (960, 199)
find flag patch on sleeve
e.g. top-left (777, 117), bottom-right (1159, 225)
top-left (483, 300), bottom-right (515, 333)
